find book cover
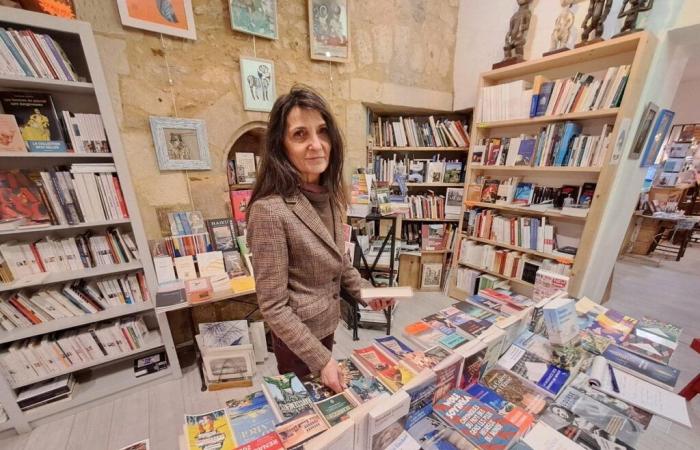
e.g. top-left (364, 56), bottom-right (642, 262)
top-left (348, 375), bottom-right (390, 403)
top-left (372, 419), bottom-right (419, 450)
top-left (542, 297), bottom-right (579, 345)
top-left (482, 368), bottom-right (551, 415)
top-left (497, 346), bottom-right (570, 395)
top-left (433, 355), bottom-right (464, 402)
top-left (480, 180), bottom-right (500, 203)
top-left (301, 374), bottom-right (335, 402)
top-left (586, 309), bottom-right (638, 345)
top-left (0, 92), bottom-right (66, 152)
top-left (352, 345), bottom-right (395, 375)
top-left (275, 410), bottom-right (328, 449)
top-left (0, 170), bottom-right (51, 223)
top-left (512, 182), bottom-right (534, 205)
top-left (316, 392), bottom-right (354, 426)
top-left (443, 161), bottom-right (463, 183)
top-left (457, 319), bottom-right (492, 338)
top-left (541, 403), bottom-right (635, 450)
top-left (514, 139), bottom-right (536, 166)
top-left (233, 432), bottom-right (283, 450)
top-left (404, 371), bottom-right (438, 429)
top-left (337, 358), bottom-right (362, 384)
top-left (206, 218), bottom-right (238, 251)
top-left (427, 161), bottom-right (445, 183)
top-left (185, 409), bottom-right (236, 450)
top-left (262, 373), bottom-right (314, 419)
top-left (555, 386), bottom-right (642, 447)
top-left (377, 365), bottom-right (414, 392)
top-left (635, 316), bottom-right (682, 349)
top-left (602, 343), bottom-right (679, 389)
top-left (620, 333), bottom-right (673, 365)
top-left (375, 336), bottom-right (414, 360)
top-left (230, 189), bottom-right (252, 223)
top-left (465, 383), bottom-right (534, 434)
top-left (117, 439), bottom-right (149, 450)
top-left (578, 182), bottom-right (596, 207)
top-left (406, 413), bottom-right (475, 450)
top-left (199, 320), bottom-right (250, 348)
top-left (225, 391), bottom-right (277, 446)
top-left (235, 152), bottom-right (257, 184)
top-left (453, 301), bottom-right (498, 321)
top-left (433, 389), bottom-right (519, 450)
top-left (423, 313), bottom-right (456, 335)
top-left (439, 333), bottom-right (467, 349)
top-left (536, 82), bottom-right (555, 116)
top-left (459, 346), bottom-right (488, 390)
top-left (0, 114), bottom-right (26, 152)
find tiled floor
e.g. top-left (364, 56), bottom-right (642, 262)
top-left (0, 246), bottom-right (698, 449)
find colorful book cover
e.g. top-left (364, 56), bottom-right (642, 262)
top-left (482, 369), bottom-right (551, 415)
top-left (433, 389), bottom-right (519, 450)
top-left (0, 170), bottom-right (51, 223)
top-left (433, 357), bottom-right (463, 402)
top-left (467, 295), bottom-right (511, 316)
top-left (443, 161), bottom-right (463, 183)
top-left (0, 92), bottom-right (66, 152)
top-left (497, 346), bottom-right (569, 395)
top-left (232, 432), bottom-right (283, 450)
top-left (338, 358), bottom-right (363, 385)
top-left (230, 189), bottom-right (252, 223)
top-left (301, 374), bottom-right (335, 402)
top-left (602, 344), bottom-right (679, 389)
top-left (457, 319), bottom-right (492, 338)
top-left (262, 373), bottom-right (313, 419)
top-left (465, 384), bottom-right (534, 434)
top-left (459, 347), bottom-right (488, 390)
top-left (620, 333), bottom-right (673, 365)
top-left (480, 180), bottom-right (500, 203)
top-left (375, 336), bottom-right (414, 359)
top-left (275, 411), bottom-right (328, 449)
top-left (206, 218), bottom-right (238, 251)
top-left (439, 333), bottom-right (467, 349)
top-left (423, 313), bottom-right (457, 335)
top-left (407, 326), bottom-right (447, 349)
top-left (315, 392), bottom-right (354, 426)
top-left (636, 316), bottom-right (682, 349)
top-left (579, 182), bottom-right (597, 207)
top-left (185, 409), bottom-right (236, 450)
top-left (406, 413), bottom-right (474, 450)
top-left (348, 375), bottom-right (389, 403)
top-left (453, 302), bottom-right (497, 321)
top-left (403, 347), bottom-right (450, 371)
top-left (353, 345), bottom-right (395, 375)
top-left (225, 391), bottom-right (277, 446)
top-left (0, 114), bottom-right (26, 152)
top-left (587, 309), bottom-right (638, 345)
top-left (541, 403), bottom-right (637, 450)
top-left (514, 139), bottom-right (536, 166)
top-left (405, 372), bottom-right (437, 429)
top-left (555, 386), bottom-right (642, 447)
top-left (378, 365), bottom-right (414, 392)
top-left (513, 330), bottom-right (553, 362)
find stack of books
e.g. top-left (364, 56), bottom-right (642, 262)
top-left (0, 27), bottom-right (79, 81)
top-left (372, 116), bottom-right (469, 147)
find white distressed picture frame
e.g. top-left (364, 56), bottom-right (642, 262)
top-left (149, 116), bottom-right (210, 171)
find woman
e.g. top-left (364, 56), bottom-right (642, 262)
top-left (247, 86), bottom-right (393, 393)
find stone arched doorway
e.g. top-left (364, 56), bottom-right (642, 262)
top-left (226, 123), bottom-right (266, 232)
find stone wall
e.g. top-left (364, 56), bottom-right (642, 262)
top-left (74, 0), bottom-right (459, 238)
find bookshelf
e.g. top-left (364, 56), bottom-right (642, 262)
top-left (0, 8), bottom-right (176, 434)
top-left (366, 107), bottom-right (472, 290)
top-left (448, 32), bottom-right (655, 301)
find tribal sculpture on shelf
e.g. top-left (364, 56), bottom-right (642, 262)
top-left (545, 0), bottom-right (576, 56)
top-left (614, 0), bottom-right (654, 37)
top-left (493, 0), bottom-right (533, 69)
top-left (577, 0), bottom-right (613, 47)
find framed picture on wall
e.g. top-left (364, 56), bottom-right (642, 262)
top-left (308, 0), bottom-right (350, 62)
top-left (149, 116), bottom-right (210, 171)
top-left (640, 109), bottom-right (675, 168)
top-left (229, 0), bottom-right (278, 39)
top-left (420, 263), bottom-right (442, 290)
top-left (116, 0), bottom-right (197, 40)
top-left (240, 57), bottom-right (276, 112)
top-left (629, 102), bottom-right (658, 160)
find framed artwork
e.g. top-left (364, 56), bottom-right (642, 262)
top-left (149, 116), bottom-right (210, 171)
top-left (640, 109), bottom-right (675, 168)
top-left (629, 102), bottom-right (658, 160)
top-left (421, 263), bottom-right (443, 290)
top-left (18, 0), bottom-right (76, 19)
top-left (203, 350), bottom-right (255, 381)
top-left (116, 0), bottom-right (197, 40)
top-left (229, 0), bottom-right (278, 39)
top-left (240, 57), bottom-right (276, 112)
top-left (308, 0), bottom-right (350, 62)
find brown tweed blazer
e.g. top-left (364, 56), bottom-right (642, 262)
top-left (247, 192), bottom-right (368, 373)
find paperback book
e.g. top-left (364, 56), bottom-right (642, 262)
top-left (348, 375), bottom-right (390, 403)
top-left (482, 368), bottom-right (551, 415)
top-left (602, 343), bottom-right (679, 389)
top-left (302, 374), bottom-right (336, 402)
top-left (620, 332), bottom-right (673, 365)
top-left (406, 413), bottom-right (476, 450)
top-left (0, 92), bottom-right (66, 152)
top-left (497, 346), bottom-right (570, 395)
top-left (351, 345), bottom-right (396, 376)
top-left (225, 391), bottom-right (277, 446)
top-left (586, 309), bottom-right (638, 345)
top-left (433, 389), bottom-right (519, 450)
top-left (316, 392), bottom-right (355, 426)
top-left (262, 373), bottom-right (314, 420)
top-left (465, 383), bottom-right (535, 434)
top-left (185, 409), bottom-right (236, 450)
top-left (375, 336), bottom-right (414, 360)
top-left (635, 316), bottom-right (682, 349)
top-left (541, 403), bottom-right (635, 450)
top-left (275, 410), bottom-right (328, 449)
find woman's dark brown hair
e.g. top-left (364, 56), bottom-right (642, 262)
top-left (249, 85), bottom-right (348, 211)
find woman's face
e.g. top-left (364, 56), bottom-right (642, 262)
top-left (283, 106), bottom-right (331, 184)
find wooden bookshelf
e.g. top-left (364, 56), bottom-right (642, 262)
top-left (475, 108), bottom-right (618, 129)
top-left (457, 260), bottom-right (533, 287)
top-left (449, 32), bottom-right (654, 300)
top-left (466, 235), bottom-right (574, 264)
top-left (371, 146), bottom-right (469, 152)
top-left (229, 183), bottom-right (253, 189)
top-left (0, 7), bottom-right (177, 434)
top-left (405, 182), bottom-right (464, 187)
top-left (401, 217), bottom-right (460, 223)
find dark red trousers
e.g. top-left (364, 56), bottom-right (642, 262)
top-left (272, 333), bottom-right (334, 377)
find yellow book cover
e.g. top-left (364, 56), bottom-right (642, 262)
top-left (230, 275), bottom-right (255, 293)
top-left (185, 409), bottom-right (236, 450)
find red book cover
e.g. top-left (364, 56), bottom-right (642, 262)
top-left (230, 190), bottom-right (252, 223)
top-left (136, 272), bottom-right (150, 302)
top-left (0, 170), bottom-right (51, 223)
top-left (120, 327), bottom-right (135, 351)
top-left (28, 243), bottom-right (46, 272)
top-left (352, 345), bottom-right (395, 376)
top-left (235, 432), bottom-right (284, 450)
top-left (25, 30), bottom-right (59, 79)
top-left (9, 295), bottom-right (41, 324)
top-left (111, 176), bottom-right (129, 218)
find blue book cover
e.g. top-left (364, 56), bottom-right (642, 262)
top-left (538, 365), bottom-right (570, 395)
top-left (466, 383), bottom-right (510, 412)
top-left (554, 122), bottom-right (582, 166)
top-left (536, 82), bottom-right (554, 116)
top-left (603, 344), bottom-right (679, 389)
top-left (375, 336), bottom-right (414, 359)
top-left (178, 212), bottom-right (192, 235)
top-left (0, 29), bottom-right (32, 77)
top-left (405, 374), bottom-right (437, 429)
top-left (529, 94), bottom-right (539, 118)
top-left (513, 183), bottom-right (534, 205)
top-left (225, 391), bottom-right (277, 446)
top-left (514, 139), bottom-right (536, 166)
top-left (407, 414), bottom-right (469, 450)
top-left (440, 333), bottom-right (467, 349)
top-left (529, 218), bottom-right (539, 250)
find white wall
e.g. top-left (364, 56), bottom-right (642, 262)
top-left (454, 0), bottom-right (626, 110)
top-left (670, 78), bottom-right (700, 125)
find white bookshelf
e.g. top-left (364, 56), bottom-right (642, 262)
top-left (0, 7), bottom-right (177, 434)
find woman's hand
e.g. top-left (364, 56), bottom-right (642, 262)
top-left (320, 359), bottom-right (345, 393)
top-left (367, 297), bottom-right (396, 311)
